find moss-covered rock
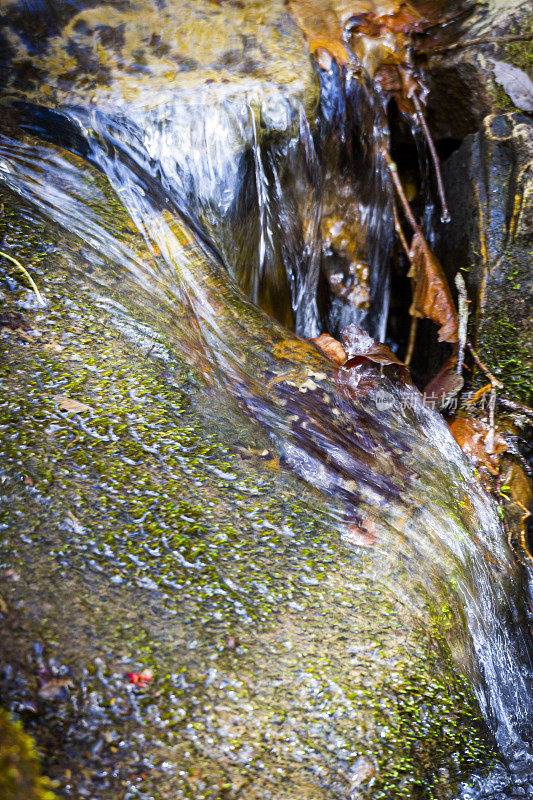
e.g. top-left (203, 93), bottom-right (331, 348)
top-left (432, 112), bottom-right (532, 402)
top-left (0, 709), bottom-right (55, 800)
top-left (0, 167), bottom-right (500, 799)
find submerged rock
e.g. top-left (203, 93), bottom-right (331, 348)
top-left (0, 169), bottom-right (499, 799)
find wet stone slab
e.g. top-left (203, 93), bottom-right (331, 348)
top-left (0, 178), bottom-right (499, 798)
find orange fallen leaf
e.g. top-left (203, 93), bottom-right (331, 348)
top-left (449, 417), bottom-right (508, 476)
top-left (53, 394), bottom-right (92, 414)
top-left (408, 233), bottom-right (458, 343)
top-left (309, 332), bottom-right (347, 365)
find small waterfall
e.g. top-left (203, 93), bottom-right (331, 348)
top-left (0, 0), bottom-right (532, 793)
top-left (1, 123), bottom-right (532, 786)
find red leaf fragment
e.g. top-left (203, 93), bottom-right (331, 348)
top-left (127, 669), bottom-right (153, 687)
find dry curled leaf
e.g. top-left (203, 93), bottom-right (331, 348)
top-left (53, 394), bottom-right (92, 413)
top-left (490, 59), bottom-right (533, 113)
top-left (449, 417), bottom-right (508, 476)
top-left (408, 233), bottom-right (458, 343)
top-left (309, 332), bottom-right (347, 365)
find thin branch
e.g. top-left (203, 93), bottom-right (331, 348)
top-left (421, 33), bottom-right (533, 55)
top-left (454, 273), bottom-right (468, 375)
top-left (466, 342), bottom-right (504, 389)
top-left (411, 91), bottom-right (450, 223)
top-left (382, 148), bottom-right (421, 235)
top-left (0, 251), bottom-right (46, 306)
top-left (498, 398), bottom-right (533, 421)
top-left (392, 203), bottom-right (410, 257)
top-left (405, 317), bottom-right (418, 367)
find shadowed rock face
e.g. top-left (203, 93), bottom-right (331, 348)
top-left (433, 113), bottom-right (533, 403)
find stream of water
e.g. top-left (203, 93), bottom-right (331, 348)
top-left (1, 1), bottom-right (533, 798)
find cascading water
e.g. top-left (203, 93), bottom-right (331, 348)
top-left (0, 1), bottom-right (532, 798)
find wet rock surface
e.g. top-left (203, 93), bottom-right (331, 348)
top-left (433, 112), bottom-right (533, 402)
top-left (425, 1), bottom-right (533, 139)
top-left (0, 177), bottom-right (497, 798)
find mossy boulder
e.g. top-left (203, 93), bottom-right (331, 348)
top-left (0, 709), bottom-right (55, 800)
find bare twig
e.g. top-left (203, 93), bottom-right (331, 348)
top-left (405, 316), bottom-right (418, 367)
top-left (382, 148), bottom-right (421, 235)
top-left (392, 203), bottom-right (410, 257)
top-left (0, 251), bottom-right (45, 306)
top-left (466, 342), bottom-right (504, 389)
top-left (488, 385), bottom-right (497, 443)
top-left (454, 273), bottom-right (468, 375)
top-left (422, 33), bottom-right (533, 55)
top-left (410, 91), bottom-right (450, 223)
top-left (497, 398), bottom-right (533, 421)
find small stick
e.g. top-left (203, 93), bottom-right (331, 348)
top-left (405, 316), bottom-right (418, 367)
top-left (488, 385), bottom-right (497, 444)
top-left (382, 148), bottom-right (421, 235)
top-left (392, 203), bottom-right (410, 257)
top-left (454, 273), bottom-right (468, 375)
top-left (0, 251), bottom-right (46, 306)
top-left (466, 342), bottom-right (503, 389)
top-left (422, 33), bottom-right (533, 55)
top-left (498, 398), bottom-right (533, 421)
top-left (411, 91), bottom-right (450, 223)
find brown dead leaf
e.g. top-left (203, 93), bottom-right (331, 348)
top-left (341, 323), bottom-right (410, 379)
top-left (500, 461), bottom-right (533, 511)
top-left (408, 233), bottom-right (458, 343)
top-left (424, 356), bottom-right (464, 408)
top-left (44, 341), bottom-right (64, 353)
top-left (37, 677), bottom-right (72, 701)
top-left (449, 417), bottom-right (508, 475)
top-left (309, 332), bottom-right (347, 365)
top-left (53, 394), bottom-right (92, 414)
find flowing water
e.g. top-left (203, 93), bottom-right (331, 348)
top-left (0, 1), bottom-right (532, 798)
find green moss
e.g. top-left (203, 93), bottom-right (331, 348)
top-left (0, 184), bottom-right (499, 798)
top-left (490, 13), bottom-right (533, 113)
top-left (0, 709), bottom-right (56, 800)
